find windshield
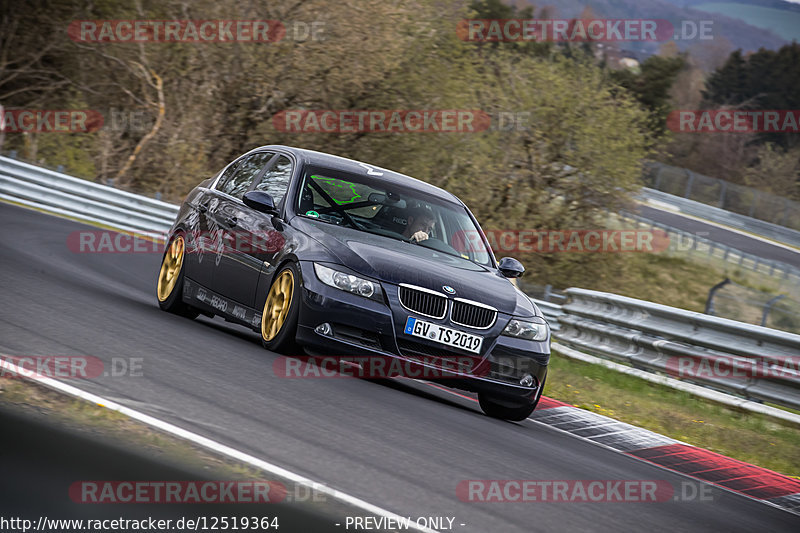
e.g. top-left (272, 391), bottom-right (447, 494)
top-left (295, 166), bottom-right (493, 267)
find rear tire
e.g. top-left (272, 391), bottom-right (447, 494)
top-left (260, 263), bottom-right (301, 354)
top-left (157, 233), bottom-right (199, 319)
top-left (478, 394), bottom-right (537, 421)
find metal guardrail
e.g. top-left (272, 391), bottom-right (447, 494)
top-left (536, 289), bottom-right (800, 411)
top-left (532, 298), bottom-right (563, 326)
top-left (619, 209), bottom-right (800, 284)
top-left (0, 156), bottom-right (178, 233)
top-left (640, 187), bottom-right (800, 250)
top-left (643, 161), bottom-right (800, 238)
top-left (531, 299), bottom-right (564, 332)
top-left (3, 157), bottom-right (798, 410)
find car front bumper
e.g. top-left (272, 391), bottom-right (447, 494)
top-left (294, 261), bottom-right (549, 406)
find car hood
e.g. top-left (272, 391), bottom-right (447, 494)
top-left (295, 218), bottom-right (536, 316)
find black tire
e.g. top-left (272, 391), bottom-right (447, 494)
top-left (478, 394), bottom-right (537, 421)
top-left (260, 263), bottom-right (301, 354)
top-left (156, 233), bottom-right (199, 319)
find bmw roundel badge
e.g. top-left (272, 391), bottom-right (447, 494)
top-left (442, 285), bottom-right (456, 295)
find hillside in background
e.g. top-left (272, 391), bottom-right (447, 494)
top-left (662, 0), bottom-right (800, 13)
top-left (530, 0), bottom-right (787, 58)
top-left (692, 2), bottom-right (800, 41)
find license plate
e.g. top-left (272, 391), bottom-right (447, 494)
top-left (404, 317), bottom-right (483, 354)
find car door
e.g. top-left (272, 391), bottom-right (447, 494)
top-left (183, 159), bottom-right (241, 289)
top-left (212, 152), bottom-right (293, 308)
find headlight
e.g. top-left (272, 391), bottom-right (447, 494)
top-left (502, 316), bottom-right (549, 341)
top-left (314, 263), bottom-right (381, 300)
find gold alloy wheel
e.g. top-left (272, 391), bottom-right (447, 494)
top-left (157, 236), bottom-right (185, 302)
top-left (261, 269), bottom-right (294, 342)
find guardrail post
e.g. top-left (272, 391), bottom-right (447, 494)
top-left (704, 278), bottom-right (730, 316)
top-left (748, 190), bottom-right (759, 218)
top-left (761, 294), bottom-right (786, 327)
top-left (780, 198), bottom-right (789, 226)
top-left (718, 180), bottom-right (727, 208)
top-left (654, 165), bottom-right (664, 191)
top-left (684, 170), bottom-right (694, 199)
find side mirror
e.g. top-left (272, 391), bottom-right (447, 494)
top-left (243, 191), bottom-right (279, 215)
top-left (498, 257), bottom-right (524, 278)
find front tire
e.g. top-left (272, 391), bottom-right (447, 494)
top-left (260, 263), bottom-right (300, 353)
top-left (478, 394), bottom-right (537, 421)
top-left (156, 234), bottom-right (199, 319)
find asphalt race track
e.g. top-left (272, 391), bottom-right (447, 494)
top-left (1, 202), bottom-right (798, 532)
top-left (637, 204), bottom-right (800, 267)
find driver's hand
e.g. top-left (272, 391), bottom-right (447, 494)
top-left (410, 231), bottom-right (429, 242)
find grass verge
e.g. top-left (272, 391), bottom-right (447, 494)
top-left (0, 377), bottom-right (265, 480)
top-left (547, 349), bottom-right (800, 478)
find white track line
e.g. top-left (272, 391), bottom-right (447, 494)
top-left (4, 358), bottom-right (436, 533)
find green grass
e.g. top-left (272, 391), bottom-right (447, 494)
top-left (546, 350), bottom-right (800, 478)
top-left (525, 251), bottom-right (773, 313)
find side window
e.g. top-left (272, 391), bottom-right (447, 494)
top-left (214, 159), bottom-right (242, 191)
top-left (253, 155), bottom-right (293, 205)
top-left (218, 152), bottom-right (274, 199)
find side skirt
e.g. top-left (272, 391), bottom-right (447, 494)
top-left (183, 278), bottom-right (262, 331)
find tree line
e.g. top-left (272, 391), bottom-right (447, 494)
top-left (7, 0), bottom-right (795, 287)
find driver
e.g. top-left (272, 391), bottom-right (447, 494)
top-left (402, 207), bottom-right (436, 243)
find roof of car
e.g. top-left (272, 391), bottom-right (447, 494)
top-left (250, 145), bottom-right (462, 204)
